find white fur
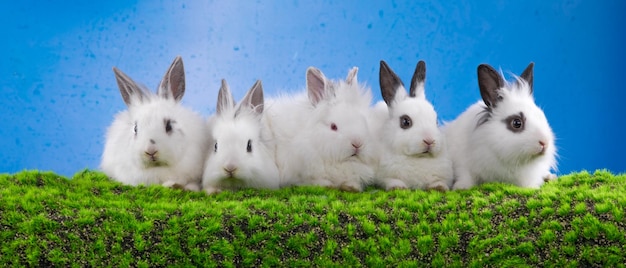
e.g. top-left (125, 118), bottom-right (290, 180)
top-left (263, 92), bottom-right (315, 186)
top-left (202, 81), bottom-right (280, 194)
top-left (265, 67), bottom-right (376, 191)
top-left (372, 61), bottom-right (453, 191)
top-left (101, 58), bottom-right (208, 190)
top-left (443, 69), bottom-right (557, 189)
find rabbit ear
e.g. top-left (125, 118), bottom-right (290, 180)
top-left (157, 56), bottom-right (185, 102)
top-left (238, 80), bottom-right (264, 115)
top-left (379, 60), bottom-right (404, 107)
top-left (409, 60), bottom-right (426, 99)
top-left (518, 62), bottom-right (534, 95)
top-left (216, 79), bottom-right (235, 115)
top-left (306, 67), bottom-right (328, 105)
top-left (477, 64), bottom-right (505, 108)
top-left (345, 67), bottom-right (358, 85)
top-left (113, 67), bottom-right (147, 106)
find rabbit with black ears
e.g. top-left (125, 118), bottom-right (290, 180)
top-left (443, 62), bottom-right (557, 189)
top-left (266, 67), bottom-right (377, 192)
top-left (202, 79), bottom-right (280, 194)
top-left (101, 56), bottom-right (209, 190)
top-left (372, 60), bottom-right (453, 191)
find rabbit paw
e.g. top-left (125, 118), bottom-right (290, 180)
top-left (184, 182), bottom-right (201, 191)
top-left (543, 173), bottom-right (557, 182)
top-left (383, 178), bottom-right (408, 191)
top-left (426, 181), bottom-right (449, 192)
top-left (204, 186), bottom-right (222, 195)
top-left (338, 180), bottom-right (363, 192)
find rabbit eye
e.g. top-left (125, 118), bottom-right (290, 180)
top-left (214, 142), bottom-right (218, 153)
top-left (503, 112), bottom-right (526, 133)
top-left (133, 122), bottom-right (138, 135)
top-left (511, 118), bottom-right (523, 129)
top-left (399, 115), bottom-right (412, 129)
top-left (330, 123), bottom-right (338, 131)
top-left (246, 139), bottom-right (252, 153)
top-left (164, 119), bottom-right (173, 133)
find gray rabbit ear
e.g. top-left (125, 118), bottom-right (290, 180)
top-left (113, 67), bottom-right (147, 106)
top-left (379, 60), bottom-right (404, 107)
top-left (216, 79), bottom-right (235, 115)
top-left (239, 80), bottom-right (264, 115)
top-left (519, 62), bottom-right (534, 95)
top-left (306, 67), bottom-right (327, 105)
top-left (345, 67), bottom-right (358, 85)
top-left (409, 60), bottom-right (426, 99)
top-left (157, 56), bottom-right (185, 102)
top-left (477, 64), bottom-right (505, 108)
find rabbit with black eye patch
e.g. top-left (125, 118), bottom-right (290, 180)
top-left (202, 79), bottom-right (280, 194)
top-left (371, 60), bottom-right (453, 191)
top-left (100, 56), bottom-right (210, 190)
top-left (265, 67), bottom-right (377, 192)
top-left (443, 62), bottom-right (557, 189)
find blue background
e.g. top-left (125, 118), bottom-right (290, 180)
top-left (1, 1), bottom-right (624, 177)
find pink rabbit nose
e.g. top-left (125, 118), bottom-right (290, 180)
top-left (224, 164), bottom-right (237, 175)
top-left (539, 141), bottom-right (546, 154)
top-left (352, 142), bottom-right (362, 149)
top-left (144, 148), bottom-right (158, 161)
top-left (423, 139), bottom-right (435, 146)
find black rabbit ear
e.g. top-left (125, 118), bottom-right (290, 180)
top-left (519, 62), bottom-right (534, 95)
top-left (477, 64), bottom-right (505, 108)
top-left (216, 79), bottom-right (235, 115)
top-left (158, 56), bottom-right (186, 102)
top-left (409, 60), bottom-right (426, 98)
top-left (113, 67), bottom-right (148, 106)
top-left (379, 60), bottom-right (404, 107)
top-left (306, 67), bottom-right (328, 105)
top-left (239, 80), bottom-right (264, 115)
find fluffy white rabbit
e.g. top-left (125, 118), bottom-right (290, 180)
top-left (202, 79), bottom-right (280, 194)
top-left (373, 60), bottom-right (453, 191)
top-left (443, 62), bottom-right (557, 189)
top-left (100, 56), bottom-right (209, 190)
top-left (266, 67), bottom-right (377, 192)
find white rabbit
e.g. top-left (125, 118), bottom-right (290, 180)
top-left (267, 67), bottom-right (377, 192)
top-left (443, 62), bottom-right (557, 189)
top-left (373, 60), bottom-right (453, 191)
top-left (202, 79), bottom-right (280, 194)
top-left (100, 56), bottom-right (209, 190)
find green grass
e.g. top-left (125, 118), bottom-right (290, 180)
top-left (1, 170), bottom-right (625, 266)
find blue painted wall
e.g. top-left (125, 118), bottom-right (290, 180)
top-left (1, 1), bottom-right (624, 177)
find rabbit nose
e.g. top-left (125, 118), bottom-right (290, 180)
top-left (538, 141), bottom-right (546, 154)
top-left (352, 141), bottom-right (363, 149)
top-left (224, 164), bottom-right (237, 174)
top-left (145, 147), bottom-right (158, 156)
top-left (423, 139), bottom-right (435, 146)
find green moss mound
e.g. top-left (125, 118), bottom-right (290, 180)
top-left (1, 170), bottom-right (624, 266)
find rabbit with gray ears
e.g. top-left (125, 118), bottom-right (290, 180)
top-left (372, 60), bottom-right (453, 191)
top-left (202, 79), bottom-right (280, 194)
top-left (266, 67), bottom-right (377, 192)
top-left (443, 63), bottom-right (557, 189)
top-left (101, 56), bottom-right (209, 190)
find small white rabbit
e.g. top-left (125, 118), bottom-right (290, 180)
top-left (267, 67), bottom-right (377, 192)
top-left (100, 56), bottom-right (209, 190)
top-left (202, 79), bottom-right (280, 194)
top-left (443, 62), bottom-right (557, 189)
top-left (373, 60), bottom-right (453, 191)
